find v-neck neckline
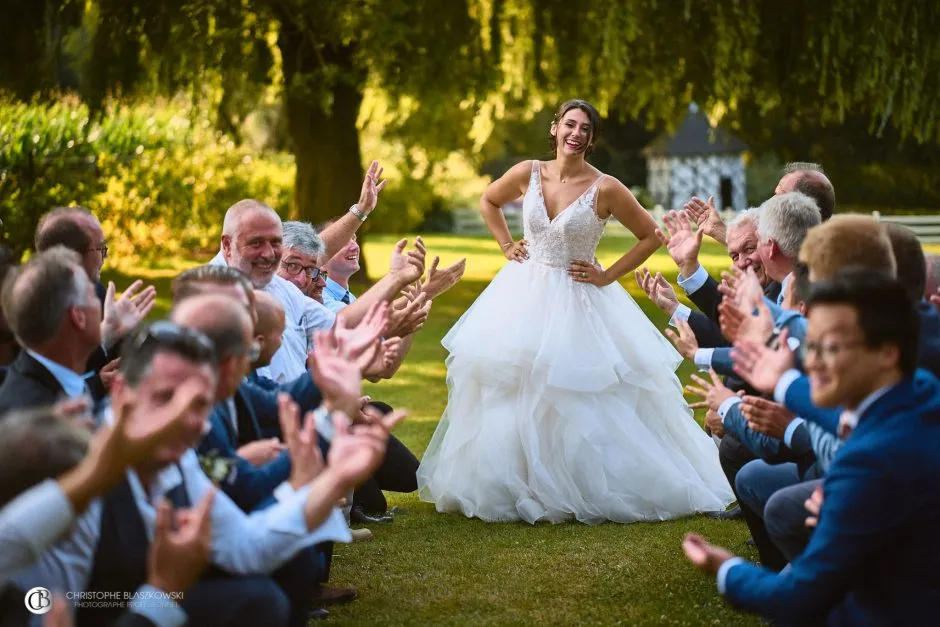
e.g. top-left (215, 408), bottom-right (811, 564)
top-left (536, 162), bottom-right (602, 223)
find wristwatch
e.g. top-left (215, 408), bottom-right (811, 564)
top-left (349, 203), bottom-right (367, 222)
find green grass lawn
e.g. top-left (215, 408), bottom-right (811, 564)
top-left (103, 234), bottom-right (776, 625)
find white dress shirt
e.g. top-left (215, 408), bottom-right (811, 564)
top-left (209, 252), bottom-right (336, 383)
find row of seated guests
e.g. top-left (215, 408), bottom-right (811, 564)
top-left (0, 160), bottom-right (468, 625)
top-left (638, 163), bottom-right (940, 623)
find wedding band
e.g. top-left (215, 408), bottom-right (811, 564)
top-left (581, 272), bottom-right (587, 278)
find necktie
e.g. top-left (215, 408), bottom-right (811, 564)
top-left (341, 291), bottom-right (351, 304)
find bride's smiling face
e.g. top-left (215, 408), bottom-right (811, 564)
top-left (552, 109), bottom-right (593, 157)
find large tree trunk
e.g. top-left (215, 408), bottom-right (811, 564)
top-left (277, 21), bottom-right (371, 278)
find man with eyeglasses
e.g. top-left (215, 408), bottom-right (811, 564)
top-left (277, 221), bottom-right (329, 304)
top-left (14, 318), bottom-right (402, 627)
top-left (685, 269), bottom-right (940, 625)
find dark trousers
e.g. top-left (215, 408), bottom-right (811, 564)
top-left (765, 479), bottom-right (821, 561)
top-left (182, 546), bottom-right (320, 627)
top-left (353, 401), bottom-right (419, 513)
top-left (718, 434), bottom-right (788, 571)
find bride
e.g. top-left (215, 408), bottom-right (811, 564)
top-left (417, 99), bottom-right (734, 524)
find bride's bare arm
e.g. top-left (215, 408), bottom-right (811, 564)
top-left (480, 161), bottom-right (532, 260)
top-left (597, 179), bottom-right (660, 283)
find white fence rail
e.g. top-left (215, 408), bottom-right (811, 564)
top-left (453, 206), bottom-right (940, 244)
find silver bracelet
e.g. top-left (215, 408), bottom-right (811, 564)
top-left (349, 203), bottom-right (367, 221)
top-left (500, 241), bottom-right (513, 249)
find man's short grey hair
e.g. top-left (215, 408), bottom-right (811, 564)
top-left (728, 207), bottom-right (760, 230)
top-left (783, 162), bottom-right (825, 175)
top-left (282, 221), bottom-right (324, 257)
top-left (1, 246), bottom-right (91, 347)
top-left (756, 192), bottom-right (822, 258)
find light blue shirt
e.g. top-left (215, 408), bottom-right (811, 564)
top-left (26, 350), bottom-right (87, 398)
top-left (322, 277), bottom-right (355, 313)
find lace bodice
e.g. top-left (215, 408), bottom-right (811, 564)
top-left (522, 161), bottom-right (608, 267)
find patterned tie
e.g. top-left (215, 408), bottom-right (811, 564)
top-left (341, 291), bottom-right (351, 304)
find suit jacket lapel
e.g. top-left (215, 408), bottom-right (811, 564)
top-left (233, 388), bottom-right (263, 445)
top-left (16, 352), bottom-right (66, 397)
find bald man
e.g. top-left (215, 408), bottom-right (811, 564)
top-left (209, 198), bottom-right (424, 383)
top-left (774, 162), bottom-right (835, 222)
top-left (252, 291), bottom-right (285, 372)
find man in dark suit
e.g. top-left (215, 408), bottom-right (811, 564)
top-left (0, 247), bottom-right (104, 415)
top-left (685, 269), bottom-right (940, 625)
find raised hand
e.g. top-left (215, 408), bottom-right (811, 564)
top-left (385, 291), bottom-right (430, 338)
top-left (308, 339), bottom-right (364, 417)
top-left (277, 394), bottom-right (324, 489)
top-left (237, 438), bottom-right (285, 467)
top-left (326, 409), bottom-right (407, 487)
top-left (147, 489), bottom-right (214, 595)
top-left (718, 297), bottom-right (774, 345)
top-left (389, 238), bottom-right (427, 285)
top-left (683, 196), bottom-right (727, 245)
top-left (423, 256), bottom-right (467, 299)
top-left (704, 409), bottom-right (725, 438)
top-left (358, 160), bottom-right (388, 214)
top-left (664, 319), bottom-right (699, 360)
top-left (332, 302), bottom-right (389, 369)
top-left (100, 280), bottom-right (158, 348)
top-left (98, 358), bottom-right (121, 392)
top-left (732, 331), bottom-right (796, 394)
top-left (503, 239), bottom-right (529, 263)
top-left (654, 210), bottom-right (703, 278)
top-left (741, 396), bottom-right (795, 440)
top-left (682, 533), bottom-right (734, 575)
top-left (685, 369), bottom-right (736, 411)
top-left (635, 267), bottom-right (680, 316)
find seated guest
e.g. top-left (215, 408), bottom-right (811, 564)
top-left (684, 269), bottom-right (939, 625)
top-left (0, 248), bottom-right (103, 415)
top-left (0, 404), bottom-right (213, 626)
top-left (14, 321), bottom-right (395, 627)
top-left (277, 221), bottom-right (325, 302)
top-left (210, 199), bottom-right (424, 383)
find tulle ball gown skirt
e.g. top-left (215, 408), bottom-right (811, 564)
top-left (417, 261), bottom-right (735, 525)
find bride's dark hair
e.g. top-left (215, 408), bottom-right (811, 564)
top-left (549, 99), bottom-right (601, 157)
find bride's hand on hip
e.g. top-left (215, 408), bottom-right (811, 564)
top-left (503, 239), bottom-right (529, 262)
top-left (569, 259), bottom-right (609, 286)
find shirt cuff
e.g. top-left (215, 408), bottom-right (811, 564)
top-left (717, 557), bottom-right (747, 595)
top-left (677, 264), bottom-right (708, 295)
top-left (669, 304), bottom-right (691, 328)
top-left (717, 396), bottom-right (742, 422)
top-left (773, 369), bottom-right (802, 405)
top-left (129, 584), bottom-right (187, 627)
top-left (314, 406), bottom-right (334, 442)
top-left (273, 481), bottom-right (298, 502)
top-left (783, 417), bottom-right (806, 447)
top-left (693, 348), bottom-right (714, 370)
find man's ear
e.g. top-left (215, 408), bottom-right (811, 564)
top-left (68, 306), bottom-right (86, 331)
top-left (221, 234), bottom-right (233, 258)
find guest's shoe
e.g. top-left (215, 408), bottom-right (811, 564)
top-left (351, 527), bottom-right (373, 542)
top-left (308, 608), bottom-right (329, 620)
top-left (706, 505), bottom-right (744, 521)
top-left (350, 505), bottom-right (394, 524)
top-left (311, 585), bottom-right (358, 606)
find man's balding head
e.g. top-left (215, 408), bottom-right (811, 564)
top-left (220, 199), bottom-right (283, 289)
top-left (170, 293), bottom-right (254, 400)
top-left (775, 164), bottom-right (835, 222)
top-left (253, 291), bottom-right (285, 368)
top-left (35, 207), bottom-right (107, 281)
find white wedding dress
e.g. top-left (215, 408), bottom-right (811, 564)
top-left (417, 161), bottom-right (734, 524)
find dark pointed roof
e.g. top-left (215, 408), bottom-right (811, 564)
top-left (644, 103), bottom-right (748, 157)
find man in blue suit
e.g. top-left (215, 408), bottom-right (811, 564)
top-left (683, 269), bottom-right (940, 625)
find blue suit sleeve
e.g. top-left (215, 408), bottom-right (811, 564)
top-left (783, 376), bottom-right (840, 435)
top-left (723, 446), bottom-right (898, 624)
top-left (240, 375), bottom-right (324, 439)
top-left (197, 412), bottom-right (291, 512)
top-left (711, 348), bottom-right (736, 377)
top-left (721, 403), bottom-right (786, 461)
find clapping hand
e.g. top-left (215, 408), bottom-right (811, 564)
top-left (358, 160), bottom-right (388, 215)
top-left (309, 334), bottom-right (364, 417)
top-left (423, 256), bottom-right (467, 299)
top-left (682, 533), bottom-right (734, 575)
top-left (718, 297), bottom-right (774, 345)
top-left (664, 319), bottom-right (699, 360)
top-left (147, 489), bottom-right (214, 596)
top-left (930, 287), bottom-right (939, 309)
top-left (278, 394), bottom-right (324, 489)
top-left (685, 369), bottom-right (738, 411)
top-left (332, 302), bottom-right (389, 369)
top-left (732, 331), bottom-right (796, 394)
top-left (741, 396), bottom-right (795, 439)
top-left (805, 485), bottom-right (824, 528)
top-left (237, 438), bottom-right (285, 467)
top-left (326, 408), bottom-right (408, 488)
top-left (635, 267), bottom-right (680, 316)
top-left (654, 210), bottom-right (704, 278)
top-left (389, 238), bottom-right (428, 285)
top-left (386, 291), bottom-right (430, 338)
top-left (683, 196), bottom-right (727, 245)
top-left (101, 280), bottom-right (158, 349)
